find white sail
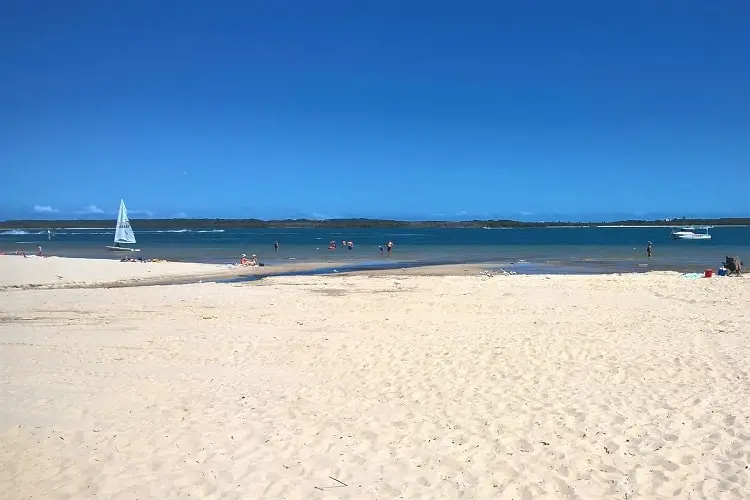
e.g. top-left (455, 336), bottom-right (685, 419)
top-left (114, 199), bottom-right (136, 244)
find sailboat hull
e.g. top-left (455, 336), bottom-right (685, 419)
top-left (105, 246), bottom-right (140, 252)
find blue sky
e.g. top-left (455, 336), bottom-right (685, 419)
top-left (2, 1), bottom-right (748, 221)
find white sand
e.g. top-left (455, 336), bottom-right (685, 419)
top-left (1, 269), bottom-right (748, 499)
top-left (0, 255), bottom-right (341, 289)
top-left (0, 255), bottom-right (226, 288)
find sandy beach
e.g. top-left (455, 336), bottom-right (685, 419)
top-left (0, 255), bottom-right (351, 289)
top-left (1, 259), bottom-right (748, 499)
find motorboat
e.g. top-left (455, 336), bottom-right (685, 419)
top-left (671, 226), bottom-right (712, 240)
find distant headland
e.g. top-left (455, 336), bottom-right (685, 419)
top-left (1, 217), bottom-right (748, 230)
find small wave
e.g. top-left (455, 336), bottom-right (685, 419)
top-left (52, 228), bottom-right (228, 235)
top-left (131, 229), bottom-right (187, 233)
top-left (141, 229), bottom-right (226, 233)
top-left (1, 230), bottom-right (37, 235)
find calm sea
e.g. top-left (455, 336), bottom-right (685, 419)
top-left (2, 226), bottom-right (749, 274)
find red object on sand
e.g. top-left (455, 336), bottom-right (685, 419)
top-left (704, 269), bottom-right (713, 278)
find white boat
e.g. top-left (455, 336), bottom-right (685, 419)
top-left (671, 226), bottom-right (712, 240)
top-left (106, 199), bottom-right (140, 252)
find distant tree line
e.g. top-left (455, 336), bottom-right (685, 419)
top-left (1, 217), bottom-right (749, 229)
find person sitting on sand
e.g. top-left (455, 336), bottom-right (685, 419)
top-left (240, 254), bottom-right (258, 266)
top-left (724, 256), bottom-right (743, 276)
top-left (36, 245), bottom-right (43, 257)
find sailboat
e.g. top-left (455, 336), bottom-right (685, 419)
top-left (106, 199), bottom-right (140, 252)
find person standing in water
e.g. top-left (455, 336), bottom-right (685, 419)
top-left (386, 240), bottom-right (393, 254)
top-left (646, 241), bottom-right (652, 258)
top-left (274, 240), bottom-right (279, 252)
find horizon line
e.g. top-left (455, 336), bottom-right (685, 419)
top-left (2, 215), bottom-right (749, 225)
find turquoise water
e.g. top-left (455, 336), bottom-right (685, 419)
top-left (2, 226), bottom-right (748, 273)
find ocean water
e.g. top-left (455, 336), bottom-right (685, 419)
top-left (2, 226), bottom-right (749, 273)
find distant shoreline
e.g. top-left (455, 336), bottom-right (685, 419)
top-left (2, 217), bottom-right (749, 230)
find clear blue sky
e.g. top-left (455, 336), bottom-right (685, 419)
top-left (2, 1), bottom-right (748, 221)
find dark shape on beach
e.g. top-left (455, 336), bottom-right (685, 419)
top-left (724, 256), bottom-right (743, 276)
